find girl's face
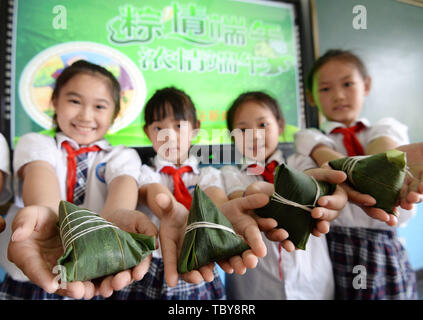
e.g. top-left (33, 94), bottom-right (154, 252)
top-left (232, 100), bottom-right (284, 163)
top-left (144, 113), bottom-right (199, 165)
top-left (309, 59), bottom-right (371, 127)
top-left (53, 73), bottom-right (115, 145)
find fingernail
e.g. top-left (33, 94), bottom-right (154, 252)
top-left (319, 199), bottom-right (328, 206)
top-left (11, 228), bottom-right (22, 242)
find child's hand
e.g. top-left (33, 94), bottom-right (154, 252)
top-left (397, 142), bottom-right (423, 210)
top-left (154, 193), bottom-right (216, 287)
top-left (8, 205), bottom-right (153, 299)
top-left (320, 162), bottom-right (399, 226)
top-left (217, 192), bottom-right (285, 273)
top-left (101, 209), bottom-right (158, 293)
top-left (8, 205), bottom-right (100, 299)
top-left (244, 182), bottom-right (294, 252)
top-left (0, 216), bottom-right (5, 233)
top-left (303, 167), bottom-right (348, 235)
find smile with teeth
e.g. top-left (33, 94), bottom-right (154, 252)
top-left (73, 124), bottom-right (95, 133)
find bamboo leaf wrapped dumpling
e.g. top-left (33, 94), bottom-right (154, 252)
top-left (57, 201), bottom-right (156, 282)
top-left (255, 164), bottom-right (336, 250)
top-left (177, 185), bottom-right (250, 273)
top-left (328, 149), bottom-right (407, 215)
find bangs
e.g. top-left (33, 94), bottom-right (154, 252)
top-left (144, 87), bottom-right (197, 126)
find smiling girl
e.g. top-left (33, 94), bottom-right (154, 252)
top-left (0, 60), bottom-right (156, 299)
top-left (294, 49), bottom-right (417, 299)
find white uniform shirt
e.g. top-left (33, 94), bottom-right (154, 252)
top-left (294, 117), bottom-right (416, 229)
top-left (0, 132), bottom-right (141, 281)
top-left (221, 149), bottom-right (335, 300)
top-left (137, 154), bottom-right (224, 258)
top-left (0, 133), bottom-right (12, 205)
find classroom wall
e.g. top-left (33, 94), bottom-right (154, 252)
top-left (314, 0), bottom-right (423, 270)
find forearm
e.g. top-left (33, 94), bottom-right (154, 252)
top-left (21, 161), bottom-right (61, 214)
top-left (311, 145), bottom-right (344, 167)
top-left (204, 186), bottom-right (229, 207)
top-left (101, 175), bottom-right (139, 218)
top-left (366, 136), bottom-right (398, 155)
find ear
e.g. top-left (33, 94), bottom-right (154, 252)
top-left (306, 91), bottom-right (317, 107)
top-left (364, 76), bottom-right (372, 96)
top-left (52, 97), bottom-right (58, 110)
top-left (194, 120), bottom-right (201, 130)
top-left (278, 118), bottom-right (285, 136)
top-left (191, 120), bottom-right (201, 138)
top-left (143, 125), bottom-right (151, 140)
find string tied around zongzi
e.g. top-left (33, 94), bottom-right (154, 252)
top-left (185, 221), bottom-right (237, 236)
top-left (59, 209), bottom-right (119, 253)
top-left (270, 176), bottom-right (321, 213)
top-left (339, 155), bottom-right (369, 186)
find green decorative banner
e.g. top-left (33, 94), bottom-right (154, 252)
top-left (12, 0), bottom-right (302, 147)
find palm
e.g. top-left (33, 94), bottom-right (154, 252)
top-left (158, 195), bottom-right (215, 287)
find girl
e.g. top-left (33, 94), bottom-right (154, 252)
top-left (0, 132), bottom-right (12, 233)
top-left (109, 87), bottom-right (266, 300)
top-left (221, 91), bottom-right (347, 300)
top-left (295, 49), bottom-right (417, 299)
top-left (0, 60), bottom-right (156, 300)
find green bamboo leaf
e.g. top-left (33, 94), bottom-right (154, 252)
top-left (177, 186), bottom-right (250, 273)
top-left (255, 164), bottom-right (336, 250)
top-left (57, 201), bottom-right (155, 282)
top-left (329, 150), bottom-right (406, 215)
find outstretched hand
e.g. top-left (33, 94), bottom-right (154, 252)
top-left (101, 209), bottom-right (158, 295)
top-left (244, 167), bottom-right (347, 250)
top-left (8, 205), bottom-right (157, 299)
top-left (154, 193), bottom-right (216, 287)
top-left (155, 191), bottom-right (280, 286)
top-left (217, 192), bottom-right (284, 274)
top-left (303, 167), bottom-right (348, 235)
top-left (320, 162), bottom-right (398, 226)
top-left (397, 143), bottom-right (423, 210)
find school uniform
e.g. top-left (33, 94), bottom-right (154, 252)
top-left (294, 117), bottom-right (417, 299)
top-left (108, 154), bottom-right (226, 300)
top-left (222, 149), bottom-right (335, 300)
top-left (0, 133), bottom-right (12, 206)
top-left (0, 132), bottom-right (141, 300)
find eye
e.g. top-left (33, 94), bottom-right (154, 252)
top-left (259, 122), bottom-right (268, 128)
top-left (344, 81), bottom-right (354, 87)
top-left (154, 127), bottom-right (162, 132)
top-left (319, 87), bottom-right (329, 92)
top-left (96, 105), bottom-right (106, 110)
top-left (68, 99), bottom-right (80, 104)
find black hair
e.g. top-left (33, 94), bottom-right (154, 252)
top-left (52, 60), bottom-right (121, 130)
top-left (306, 49), bottom-right (369, 92)
top-left (226, 91), bottom-right (285, 132)
top-left (143, 87), bottom-right (197, 127)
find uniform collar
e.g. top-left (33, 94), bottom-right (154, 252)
top-left (55, 132), bottom-right (111, 151)
top-left (240, 149), bottom-right (284, 172)
top-left (153, 154), bottom-right (200, 175)
top-left (320, 118), bottom-right (370, 134)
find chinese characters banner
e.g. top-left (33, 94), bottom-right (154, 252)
top-left (12, 0), bottom-right (301, 147)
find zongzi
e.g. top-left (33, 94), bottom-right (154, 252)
top-left (57, 200), bottom-right (156, 282)
top-left (255, 164), bottom-right (336, 250)
top-left (177, 185), bottom-right (250, 273)
top-left (329, 149), bottom-right (407, 215)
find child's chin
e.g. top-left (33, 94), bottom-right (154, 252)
top-left (159, 153), bottom-right (179, 163)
